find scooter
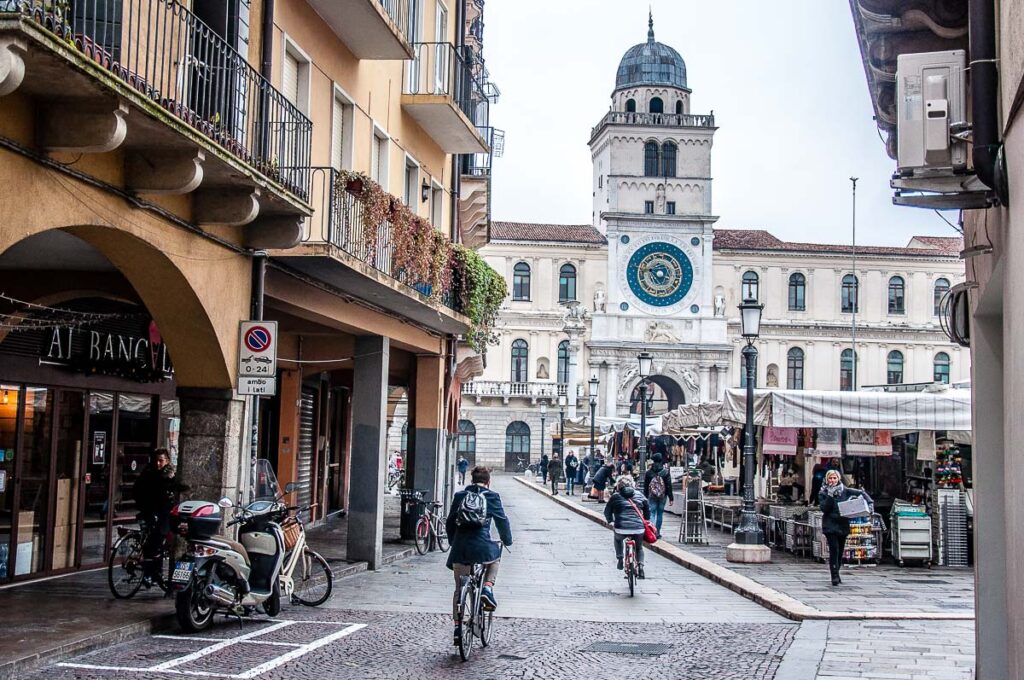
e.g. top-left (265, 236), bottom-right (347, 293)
top-left (169, 486), bottom-right (295, 631)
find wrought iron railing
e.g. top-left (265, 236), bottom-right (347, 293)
top-left (303, 167), bottom-right (456, 310)
top-left (591, 111), bottom-right (716, 137)
top-left (378, 0), bottom-right (411, 37)
top-left (4, 0), bottom-right (312, 200)
top-left (462, 127), bottom-right (502, 177)
top-left (403, 41), bottom-right (489, 129)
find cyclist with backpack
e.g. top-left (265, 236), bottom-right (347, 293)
top-left (445, 466), bottom-right (513, 646)
top-left (643, 453), bottom-right (674, 538)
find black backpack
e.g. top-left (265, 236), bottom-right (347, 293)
top-left (456, 489), bottom-right (489, 528)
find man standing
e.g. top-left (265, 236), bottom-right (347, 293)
top-left (564, 450), bottom-right (579, 495)
top-left (132, 448), bottom-right (185, 584)
top-left (457, 455), bottom-right (469, 485)
top-left (548, 453), bottom-right (563, 495)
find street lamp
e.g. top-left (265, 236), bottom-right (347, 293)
top-left (558, 394), bottom-right (567, 459)
top-left (727, 298), bottom-right (770, 563)
top-left (637, 351), bottom-right (653, 474)
top-left (588, 375), bottom-right (600, 464)
top-left (539, 401), bottom-right (547, 467)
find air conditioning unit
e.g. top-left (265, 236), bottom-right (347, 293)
top-left (891, 50), bottom-right (994, 209)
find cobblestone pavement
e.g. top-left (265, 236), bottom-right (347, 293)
top-left (31, 608), bottom-right (795, 680)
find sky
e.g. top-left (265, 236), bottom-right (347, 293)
top-left (483, 0), bottom-right (960, 247)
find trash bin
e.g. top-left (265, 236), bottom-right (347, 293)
top-left (399, 488), bottom-right (429, 540)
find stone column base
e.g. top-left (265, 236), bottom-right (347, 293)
top-left (725, 543), bottom-right (772, 564)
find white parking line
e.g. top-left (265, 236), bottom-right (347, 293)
top-left (57, 620), bottom-right (368, 678)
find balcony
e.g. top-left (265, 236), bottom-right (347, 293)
top-left (0, 0), bottom-right (312, 244)
top-left (462, 380), bottom-right (583, 405)
top-left (272, 168), bottom-right (470, 336)
top-left (590, 111), bottom-right (716, 140)
top-left (459, 127), bottom-right (503, 249)
top-left (307, 0), bottom-right (414, 60)
top-left (402, 42), bottom-right (489, 154)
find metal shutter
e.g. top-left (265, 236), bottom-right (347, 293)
top-left (296, 387), bottom-right (316, 511)
top-left (283, 51), bottom-right (299, 106)
top-left (331, 97), bottom-right (344, 171)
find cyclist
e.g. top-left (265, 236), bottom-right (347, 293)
top-left (132, 448), bottom-right (185, 585)
top-left (445, 466), bottom-right (513, 645)
top-left (603, 475), bottom-right (650, 579)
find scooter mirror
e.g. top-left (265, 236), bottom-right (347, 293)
top-left (218, 496), bottom-right (234, 508)
top-left (284, 482), bottom-right (297, 494)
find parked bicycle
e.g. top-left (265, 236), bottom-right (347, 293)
top-left (623, 536), bottom-right (639, 597)
top-left (108, 515), bottom-right (175, 599)
top-left (455, 544), bottom-right (506, 661)
top-left (386, 467), bottom-right (405, 491)
top-left (278, 507), bottom-right (334, 607)
top-left (415, 497), bottom-right (450, 555)
top-left (514, 456), bottom-right (537, 475)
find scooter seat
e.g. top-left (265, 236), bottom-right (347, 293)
top-left (209, 535), bottom-right (248, 558)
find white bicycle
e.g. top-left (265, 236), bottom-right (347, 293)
top-left (277, 506), bottom-right (333, 606)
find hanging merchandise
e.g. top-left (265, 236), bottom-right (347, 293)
top-left (917, 431), bottom-right (937, 462)
top-left (816, 428), bottom-right (842, 457)
top-left (934, 444), bottom-right (964, 488)
top-left (763, 427), bottom-right (798, 456)
top-left (873, 430), bottom-right (893, 456)
top-left (847, 429), bottom-right (877, 456)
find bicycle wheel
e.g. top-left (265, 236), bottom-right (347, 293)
top-left (434, 517), bottom-right (450, 553)
top-left (294, 549), bottom-right (334, 607)
top-left (415, 516), bottom-right (431, 555)
top-left (108, 532), bottom-right (146, 599)
top-left (479, 608), bottom-right (494, 647)
top-left (627, 565), bottom-right (635, 597)
top-left (457, 581), bottom-right (475, 661)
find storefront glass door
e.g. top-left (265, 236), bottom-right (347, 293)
top-left (52, 391), bottom-right (85, 571)
top-left (112, 394), bottom-right (155, 532)
top-left (83, 392), bottom-right (114, 566)
top-left (0, 385), bottom-right (20, 582)
top-left (16, 387), bottom-right (52, 577)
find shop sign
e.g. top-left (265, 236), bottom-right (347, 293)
top-left (42, 325), bottom-right (173, 382)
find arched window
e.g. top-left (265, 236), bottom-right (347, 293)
top-left (934, 278), bottom-right (950, 316)
top-left (661, 142), bottom-right (677, 177)
top-left (649, 96), bottom-right (663, 114)
top-left (841, 274), bottom-right (859, 313)
top-left (512, 262), bottom-right (531, 300)
top-left (511, 339), bottom-right (528, 383)
top-left (559, 263), bottom-right (577, 302)
top-left (887, 350), bottom-right (904, 384)
top-left (741, 271), bottom-right (759, 301)
top-left (840, 349), bottom-right (856, 391)
top-left (675, 99), bottom-right (683, 115)
top-left (457, 420), bottom-right (476, 464)
top-left (505, 421), bottom-right (530, 460)
top-left (934, 352), bottom-right (951, 384)
top-left (888, 276), bottom-right (906, 314)
top-left (625, 98), bottom-right (636, 113)
top-left (788, 273), bottom-right (806, 311)
top-left (557, 340), bottom-right (570, 384)
top-left (787, 347), bottom-right (805, 389)
top-left (643, 141), bottom-right (659, 177)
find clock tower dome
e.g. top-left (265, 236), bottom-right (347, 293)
top-left (586, 13), bottom-right (731, 416)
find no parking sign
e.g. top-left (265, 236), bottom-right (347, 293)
top-left (238, 320), bottom-right (278, 396)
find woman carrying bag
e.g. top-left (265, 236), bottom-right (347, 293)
top-left (818, 469), bottom-right (872, 586)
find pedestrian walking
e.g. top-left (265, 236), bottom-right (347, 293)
top-left (540, 452), bottom-right (549, 484)
top-left (643, 453), bottom-right (674, 538)
top-left (548, 454), bottom-right (564, 495)
top-left (456, 455), bottom-right (469, 485)
top-left (564, 450), bottom-right (579, 495)
top-left (818, 469), bottom-right (872, 586)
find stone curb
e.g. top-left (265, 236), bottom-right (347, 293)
top-left (513, 475), bottom-right (975, 623)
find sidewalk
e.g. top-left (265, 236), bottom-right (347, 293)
top-left (516, 474), bottom-right (976, 621)
top-left (0, 493), bottom-right (412, 679)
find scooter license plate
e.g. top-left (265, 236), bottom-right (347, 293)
top-left (171, 561), bottom-right (194, 584)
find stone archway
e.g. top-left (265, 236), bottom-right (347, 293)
top-left (630, 375), bottom-right (685, 415)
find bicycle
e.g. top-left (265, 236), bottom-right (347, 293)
top-left (415, 499), bottom-right (450, 555)
top-left (623, 536), bottom-right (639, 597)
top-left (455, 543), bottom-right (506, 661)
top-left (386, 467), bottom-right (405, 491)
top-left (108, 516), bottom-right (174, 599)
top-left (278, 506), bottom-right (334, 607)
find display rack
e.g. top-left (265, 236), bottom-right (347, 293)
top-left (813, 512), bottom-right (883, 565)
top-left (890, 499), bottom-right (932, 566)
top-left (932, 488), bottom-right (968, 567)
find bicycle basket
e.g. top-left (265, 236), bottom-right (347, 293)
top-left (281, 516), bottom-right (302, 550)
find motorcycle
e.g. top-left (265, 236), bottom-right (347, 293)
top-left (169, 466), bottom-right (296, 631)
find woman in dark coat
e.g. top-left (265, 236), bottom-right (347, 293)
top-left (540, 453), bottom-right (549, 484)
top-left (603, 476), bottom-right (651, 578)
top-left (591, 460), bottom-right (615, 503)
top-left (547, 454), bottom-right (564, 495)
top-left (818, 469), bottom-right (872, 586)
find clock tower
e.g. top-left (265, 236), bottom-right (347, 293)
top-left (587, 13), bottom-right (732, 416)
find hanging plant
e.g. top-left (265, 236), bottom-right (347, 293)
top-left (451, 244), bottom-right (507, 351)
top-left (335, 170), bottom-right (389, 263)
top-left (429, 230), bottom-right (452, 297)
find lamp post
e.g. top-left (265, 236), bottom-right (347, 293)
top-left (637, 351), bottom-right (653, 474)
top-left (539, 401), bottom-right (547, 467)
top-left (557, 394), bottom-right (567, 459)
top-left (588, 375), bottom-right (600, 463)
top-left (726, 298), bottom-right (771, 564)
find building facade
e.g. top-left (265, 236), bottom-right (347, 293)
top-left (432, 16), bottom-right (969, 473)
top-left (0, 0), bottom-right (498, 582)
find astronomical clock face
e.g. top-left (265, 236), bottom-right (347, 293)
top-left (626, 241), bottom-right (694, 307)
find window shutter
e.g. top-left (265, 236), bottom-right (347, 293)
top-left (283, 52), bottom-right (299, 106)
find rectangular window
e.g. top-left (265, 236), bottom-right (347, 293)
top-left (404, 159), bottom-right (419, 207)
top-left (666, 201), bottom-right (676, 215)
top-left (371, 132), bottom-right (389, 187)
top-left (282, 43), bottom-right (310, 114)
top-left (644, 201), bottom-right (654, 214)
top-left (431, 184), bottom-right (444, 227)
top-left (331, 92), bottom-right (352, 171)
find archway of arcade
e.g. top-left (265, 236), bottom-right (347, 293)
top-left (630, 375), bottom-right (686, 416)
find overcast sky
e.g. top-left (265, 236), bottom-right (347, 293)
top-left (484, 1), bottom-right (959, 247)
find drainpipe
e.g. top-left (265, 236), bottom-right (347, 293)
top-left (969, 0), bottom-right (1009, 204)
top-left (247, 251), bottom-right (268, 502)
top-left (260, 0), bottom-right (275, 80)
